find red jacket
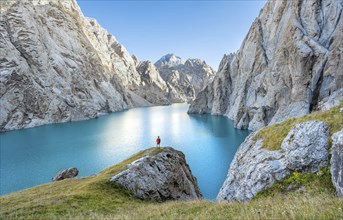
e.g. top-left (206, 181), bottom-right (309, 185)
top-left (156, 138), bottom-right (161, 143)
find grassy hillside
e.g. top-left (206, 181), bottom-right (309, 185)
top-left (255, 103), bottom-right (343, 150)
top-left (1, 147), bottom-right (342, 219)
top-left (1, 105), bottom-right (342, 219)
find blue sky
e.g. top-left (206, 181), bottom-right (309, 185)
top-left (77, 0), bottom-right (266, 69)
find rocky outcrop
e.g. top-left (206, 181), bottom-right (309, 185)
top-left (282, 121), bottom-right (330, 172)
top-left (317, 90), bottom-right (343, 111)
top-left (217, 121), bottom-right (329, 202)
top-left (330, 129), bottom-right (343, 197)
top-left (52, 167), bottom-right (79, 181)
top-left (189, 0), bottom-right (343, 131)
top-left (189, 53), bottom-right (234, 115)
top-left (0, 0), bottom-right (185, 131)
top-left (155, 54), bottom-right (216, 102)
top-left (110, 147), bottom-right (202, 201)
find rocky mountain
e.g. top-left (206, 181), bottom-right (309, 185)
top-left (155, 54), bottom-right (216, 102)
top-left (189, 0), bottom-right (343, 131)
top-left (0, 0), bottom-right (175, 131)
top-left (155, 53), bottom-right (184, 69)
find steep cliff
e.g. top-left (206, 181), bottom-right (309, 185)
top-left (189, 0), bottom-right (343, 130)
top-left (188, 53), bottom-right (234, 115)
top-left (0, 0), bottom-right (173, 130)
top-left (155, 54), bottom-right (216, 102)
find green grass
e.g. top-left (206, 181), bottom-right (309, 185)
top-left (254, 103), bottom-right (343, 151)
top-left (1, 146), bottom-right (342, 219)
top-left (0, 147), bottom-right (163, 219)
top-left (254, 166), bottom-right (335, 199)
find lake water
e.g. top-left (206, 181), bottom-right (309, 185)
top-left (0, 104), bottom-right (250, 199)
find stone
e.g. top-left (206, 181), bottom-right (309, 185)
top-left (110, 147), bottom-right (202, 201)
top-left (317, 90), bottom-right (343, 111)
top-left (189, 0), bottom-right (343, 131)
top-left (281, 121), bottom-right (330, 173)
top-left (52, 167), bottom-right (79, 181)
top-left (217, 121), bottom-right (330, 202)
top-left (330, 129), bottom-right (343, 197)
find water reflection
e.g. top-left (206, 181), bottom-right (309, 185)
top-left (187, 114), bottom-right (234, 137)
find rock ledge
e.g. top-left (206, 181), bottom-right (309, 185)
top-left (110, 147), bottom-right (202, 201)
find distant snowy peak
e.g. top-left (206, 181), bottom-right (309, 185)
top-left (155, 53), bottom-right (184, 68)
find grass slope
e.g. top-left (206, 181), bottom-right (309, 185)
top-left (1, 105), bottom-right (343, 219)
top-left (1, 147), bottom-right (342, 219)
top-left (255, 103), bottom-right (343, 150)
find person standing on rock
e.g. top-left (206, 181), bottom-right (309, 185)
top-left (156, 136), bottom-right (161, 147)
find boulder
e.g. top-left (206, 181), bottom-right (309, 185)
top-left (217, 132), bottom-right (289, 202)
top-left (330, 129), bottom-right (343, 197)
top-left (110, 147), bottom-right (202, 201)
top-left (217, 121), bottom-right (330, 202)
top-left (52, 167), bottom-right (79, 182)
top-left (282, 121), bottom-right (329, 173)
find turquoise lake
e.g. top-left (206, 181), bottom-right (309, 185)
top-left (0, 104), bottom-right (250, 199)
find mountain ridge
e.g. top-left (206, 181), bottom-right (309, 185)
top-left (0, 0), bottom-right (215, 131)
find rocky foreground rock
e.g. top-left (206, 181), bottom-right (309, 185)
top-left (110, 147), bottom-right (202, 201)
top-left (189, 0), bottom-right (343, 130)
top-left (217, 121), bottom-right (330, 202)
top-left (330, 129), bottom-right (343, 197)
top-left (52, 167), bottom-right (79, 182)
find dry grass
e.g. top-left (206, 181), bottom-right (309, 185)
top-left (254, 103), bottom-right (343, 151)
top-left (1, 146), bottom-right (342, 219)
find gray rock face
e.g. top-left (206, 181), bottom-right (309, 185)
top-left (189, 0), bottom-right (343, 130)
top-left (155, 54), bottom-right (216, 102)
top-left (134, 61), bottom-right (171, 106)
top-left (331, 129), bottom-right (343, 197)
top-left (282, 121), bottom-right (329, 172)
top-left (216, 132), bottom-right (289, 202)
top-left (217, 121), bottom-right (330, 202)
top-left (52, 167), bottom-right (79, 181)
top-left (189, 54), bottom-right (234, 115)
top-left (110, 147), bottom-right (202, 201)
top-left (318, 90), bottom-right (343, 111)
top-left (0, 0), bottom-right (131, 131)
